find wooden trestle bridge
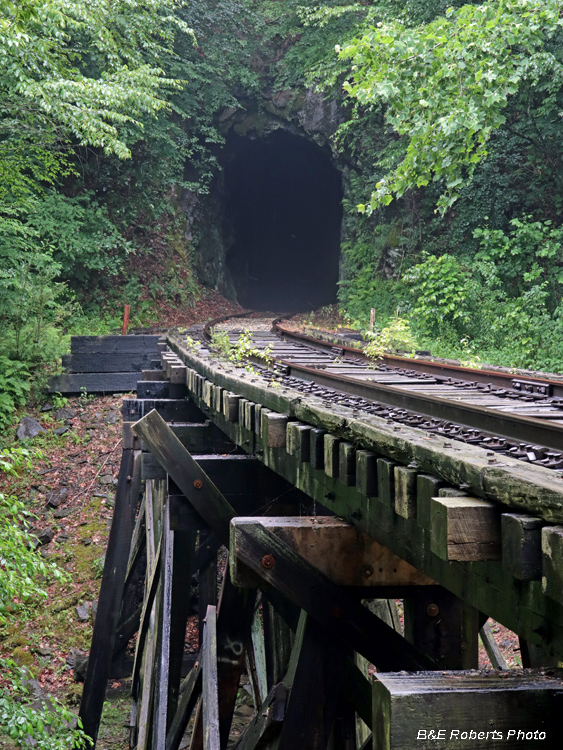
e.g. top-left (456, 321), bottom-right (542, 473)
top-left (77, 327), bottom-right (563, 750)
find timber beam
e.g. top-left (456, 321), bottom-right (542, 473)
top-left (230, 516), bottom-right (434, 588)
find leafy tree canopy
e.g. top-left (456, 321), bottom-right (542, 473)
top-left (0, 0), bottom-right (193, 198)
top-left (306, 1), bottom-right (563, 213)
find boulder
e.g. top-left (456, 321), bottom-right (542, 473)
top-left (76, 602), bottom-right (91, 622)
top-left (46, 487), bottom-right (68, 508)
top-left (16, 417), bottom-right (46, 441)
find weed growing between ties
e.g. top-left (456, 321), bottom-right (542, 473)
top-left (209, 329), bottom-right (273, 373)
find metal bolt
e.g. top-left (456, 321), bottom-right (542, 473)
top-left (261, 555), bottom-right (275, 569)
top-left (426, 603), bottom-right (440, 617)
top-left (363, 566), bottom-right (373, 579)
top-left (443, 442), bottom-right (451, 448)
top-left (193, 479), bottom-right (203, 490)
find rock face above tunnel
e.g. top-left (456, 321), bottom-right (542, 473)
top-left (188, 88), bottom-right (346, 306)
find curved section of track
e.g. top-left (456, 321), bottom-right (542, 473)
top-left (202, 313), bottom-right (563, 466)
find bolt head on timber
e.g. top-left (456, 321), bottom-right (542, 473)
top-left (261, 554), bottom-right (275, 569)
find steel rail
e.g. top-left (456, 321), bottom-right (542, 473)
top-left (274, 323), bottom-right (563, 399)
top-left (202, 313), bottom-right (563, 454)
top-left (274, 359), bottom-right (563, 453)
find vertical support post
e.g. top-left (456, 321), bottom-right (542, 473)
top-left (263, 602), bottom-right (294, 691)
top-left (278, 614), bottom-right (345, 750)
top-left (202, 605), bottom-right (220, 750)
top-left (198, 533), bottom-right (218, 644)
top-left (403, 587), bottom-right (479, 669)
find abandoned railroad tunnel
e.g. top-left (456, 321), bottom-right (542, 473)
top-left (224, 130), bottom-right (343, 311)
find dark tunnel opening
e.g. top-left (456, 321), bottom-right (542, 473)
top-left (224, 130), bottom-right (343, 311)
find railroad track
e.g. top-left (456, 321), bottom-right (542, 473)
top-left (202, 313), bottom-right (563, 468)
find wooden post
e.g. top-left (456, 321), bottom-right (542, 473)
top-left (122, 304), bottom-right (131, 335)
top-left (198, 534), bottom-right (218, 644)
top-left (278, 614), bottom-right (345, 750)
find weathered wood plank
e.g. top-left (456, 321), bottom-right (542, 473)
top-left (142, 369), bottom-right (167, 381)
top-left (480, 621), bottom-right (508, 670)
top-left (165, 662), bottom-right (202, 750)
top-left (339, 442), bottom-right (356, 486)
top-left (356, 450), bottom-right (378, 497)
top-left (198, 544), bottom-right (218, 643)
top-left (62, 352), bottom-right (156, 373)
top-left (191, 570), bottom-right (257, 750)
top-left (542, 526), bottom-right (563, 606)
top-left (250, 605), bottom-right (268, 705)
top-left (232, 683), bottom-right (287, 750)
top-left (124, 398), bottom-right (203, 424)
top-left (310, 428), bottom-right (326, 470)
top-left (403, 587), bottom-right (479, 669)
top-left (502, 513), bottom-right (543, 581)
top-left (70, 334), bottom-right (162, 354)
top-left (394, 465), bottom-right (418, 520)
top-left (263, 602), bottom-right (294, 691)
top-left (416, 474), bottom-right (445, 529)
top-left (277, 614), bottom-right (345, 750)
top-left (266, 412), bottom-right (288, 449)
top-left (167, 526), bottom-right (197, 732)
top-left (377, 458), bottom-right (397, 506)
top-left (137, 381), bottom-right (187, 400)
top-left (286, 423), bottom-right (311, 463)
top-left (49, 372), bottom-right (140, 394)
top-left (324, 434), bottom-right (340, 478)
top-left (132, 410), bottom-right (237, 544)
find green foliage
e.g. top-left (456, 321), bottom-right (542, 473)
top-left (0, 447), bottom-right (90, 748)
top-left (334, 0), bottom-right (563, 213)
top-left (26, 192), bottom-right (134, 285)
top-left (474, 216), bottom-right (563, 306)
top-left (209, 329), bottom-right (272, 371)
top-left (363, 314), bottom-right (419, 359)
top-left (403, 253), bottom-right (477, 335)
top-left (0, 359), bottom-right (31, 431)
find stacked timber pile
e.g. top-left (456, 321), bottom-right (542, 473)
top-left (49, 334), bottom-right (164, 394)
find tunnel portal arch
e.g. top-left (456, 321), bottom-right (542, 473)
top-left (224, 130), bottom-right (343, 311)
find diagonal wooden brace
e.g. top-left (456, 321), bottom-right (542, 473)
top-left (133, 409), bottom-right (236, 544)
top-left (231, 519), bottom-right (436, 672)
